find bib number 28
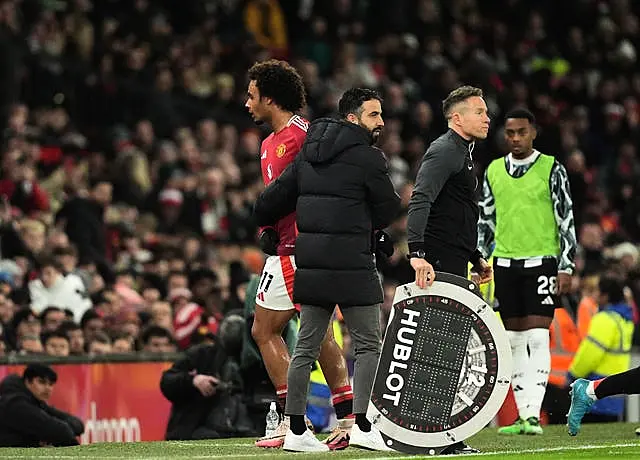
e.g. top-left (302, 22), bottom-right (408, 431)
top-left (537, 275), bottom-right (557, 295)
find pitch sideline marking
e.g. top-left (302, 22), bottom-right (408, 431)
top-left (0, 442), bottom-right (637, 459)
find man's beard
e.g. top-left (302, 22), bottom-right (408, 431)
top-left (371, 128), bottom-right (383, 145)
top-left (253, 119), bottom-right (264, 126)
top-left (358, 121), bottom-right (383, 145)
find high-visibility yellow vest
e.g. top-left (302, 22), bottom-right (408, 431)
top-left (569, 309), bottom-right (634, 380)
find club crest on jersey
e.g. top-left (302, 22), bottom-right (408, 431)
top-left (276, 144), bottom-right (287, 158)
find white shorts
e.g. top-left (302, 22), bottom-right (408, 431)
top-left (255, 255), bottom-right (299, 311)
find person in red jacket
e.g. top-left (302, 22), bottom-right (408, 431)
top-left (0, 155), bottom-right (49, 217)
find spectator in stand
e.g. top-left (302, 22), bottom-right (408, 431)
top-left (167, 271), bottom-right (189, 292)
top-left (6, 308), bottom-right (40, 351)
top-left (112, 332), bottom-right (135, 353)
top-left (171, 287), bottom-right (218, 350)
top-left (58, 321), bottom-right (85, 356)
top-left (51, 245), bottom-right (92, 291)
top-left (80, 309), bottom-right (105, 344)
top-left (28, 255), bottom-right (91, 322)
top-left (43, 331), bottom-right (70, 357)
top-left (39, 306), bottom-right (66, 333)
top-left (55, 179), bottom-right (112, 279)
top-left (0, 292), bottom-right (14, 335)
top-left (17, 334), bottom-right (43, 355)
top-left (0, 218), bottom-right (46, 268)
top-left (150, 300), bottom-right (173, 332)
top-left (0, 153), bottom-right (50, 217)
top-left (87, 331), bottom-right (112, 355)
top-left (142, 325), bottom-right (175, 353)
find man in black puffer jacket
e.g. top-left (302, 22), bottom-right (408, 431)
top-left (0, 365), bottom-right (84, 447)
top-left (254, 88), bottom-right (400, 452)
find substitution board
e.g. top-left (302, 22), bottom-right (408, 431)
top-left (367, 273), bottom-right (512, 455)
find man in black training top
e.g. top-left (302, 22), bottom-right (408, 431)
top-left (406, 85), bottom-right (493, 455)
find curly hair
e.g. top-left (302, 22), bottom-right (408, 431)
top-left (247, 59), bottom-right (306, 113)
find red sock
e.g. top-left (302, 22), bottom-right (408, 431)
top-left (276, 385), bottom-right (287, 414)
top-left (331, 385), bottom-right (354, 420)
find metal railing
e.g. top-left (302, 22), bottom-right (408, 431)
top-left (0, 352), bottom-right (184, 365)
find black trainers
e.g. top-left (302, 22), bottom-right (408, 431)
top-left (441, 441), bottom-right (480, 455)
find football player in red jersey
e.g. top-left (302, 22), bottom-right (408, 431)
top-left (245, 60), bottom-right (353, 450)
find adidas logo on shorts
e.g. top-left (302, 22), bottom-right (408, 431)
top-left (542, 295), bottom-right (554, 305)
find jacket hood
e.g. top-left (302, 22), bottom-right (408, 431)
top-left (603, 302), bottom-right (634, 322)
top-left (301, 118), bottom-right (372, 164)
top-left (0, 374), bottom-right (29, 397)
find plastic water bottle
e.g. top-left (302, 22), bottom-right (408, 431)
top-left (265, 402), bottom-right (280, 437)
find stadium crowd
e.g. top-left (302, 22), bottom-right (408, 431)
top-left (0, 0), bottom-right (639, 371)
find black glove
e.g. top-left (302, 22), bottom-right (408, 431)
top-left (375, 230), bottom-right (394, 258)
top-left (258, 228), bottom-right (279, 256)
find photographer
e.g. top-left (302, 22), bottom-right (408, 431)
top-left (160, 313), bottom-right (256, 440)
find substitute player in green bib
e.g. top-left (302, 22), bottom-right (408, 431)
top-left (477, 108), bottom-right (577, 435)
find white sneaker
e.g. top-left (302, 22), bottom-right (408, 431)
top-left (350, 423), bottom-right (393, 451)
top-left (283, 429), bottom-right (329, 452)
top-left (256, 415), bottom-right (315, 448)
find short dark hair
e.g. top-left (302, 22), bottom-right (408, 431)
top-left (11, 307), bottom-right (38, 330)
top-left (81, 309), bottom-right (102, 329)
top-left (141, 325), bottom-right (172, 345)
top-left (89, 330), bottom-right (111, 345)
top-left (505, 108), bottom-right (536, 125)
top-left (599, 275), bottom-right (626, 304)
top-left (247, 60), bottom-right (306, 113)
top-left (338, 88), bottom-right (383, 119)
top-left (23, 364), bottom-right (57, 384)
top-left (40, 306), bottom-right (63, 324)
top-left (89, 177), bottom-right (111, 190)
top-left (112, 331), bottom-right (134, 343)
top-left (442, 85), bottom-right (484, 119)
top-left (37, 254), bottom-right (64, 273)
top-left (52, 245), bottom-right (78, 258)
top-left (58, 320), bottom-right (81, 335)
top-left (42, 330), bottom-right (69, 346)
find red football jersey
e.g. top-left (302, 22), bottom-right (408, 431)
top-left (260, 115), bottom-right (308, 256)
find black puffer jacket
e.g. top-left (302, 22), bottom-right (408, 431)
top-left (0, 374), bottom-right (83, 447)
top-left (254, 118), bottom-right (401, 307)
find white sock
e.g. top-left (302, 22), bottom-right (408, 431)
top-left (506, 330), bottom-right (529, 419)
top-left (586, 381), bottom-right (598, 401)
top-left (522, 328), bottom-right (551, 420)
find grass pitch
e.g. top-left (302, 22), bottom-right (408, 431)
top-left (1, 423), bottom-right (639, 459)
